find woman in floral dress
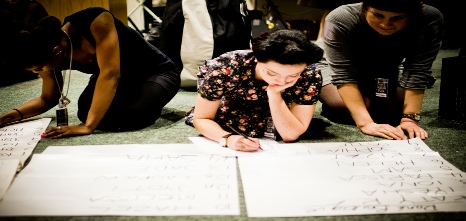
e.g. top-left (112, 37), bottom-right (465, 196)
top-left (185, 29), bottom-right (323, 152)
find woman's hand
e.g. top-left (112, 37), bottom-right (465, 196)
top-left (359, 122), bottom-right (407, 140)
top-left (227, 135), bottom-right (261, 152)
top-left (42, 124), bottom-right (94, 139)
top-left (398, 120), bottom-right (428, 139)
top-left (266, 80), bottom-right (298, 94)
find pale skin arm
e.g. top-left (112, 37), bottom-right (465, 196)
top-left (337, 83), bottom-right (407, 140)
top-left (398, 89), bottom-right (428, 139)
top-left (267, 84), bottom-right (315, 142)
top-left (44, 12), bottom-right (121, 138)
top-left (0, 71), bottom-right (61, 127)
top-left (337, 84), bottom-right (428, 139)
top-left (192, 94), bottom-right (261, 152)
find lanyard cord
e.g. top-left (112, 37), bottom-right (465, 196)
top-left (54, 30), bottom-right (73, 107)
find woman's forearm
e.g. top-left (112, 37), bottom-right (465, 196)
top-left (84, 72), bottom-right (119, 131)
top-left (268, 91), bottom-right (311, 142)
top-left (193, 118), bottom-right (230, 142)
top-left (337, 83), bottom-right (373, 128)
top-left (0, 97), bottom-right (57, 126)
top-left (403, 89), bottom-right (424, 114)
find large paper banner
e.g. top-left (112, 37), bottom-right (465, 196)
top-left (0, 153), bottom-right (239, 216)
top-left (0, 118), bottom-right (51, 169)
top-left (239, 139), bottom-right (466, 217)
top-left (0, 159), bottom-right (19, 200)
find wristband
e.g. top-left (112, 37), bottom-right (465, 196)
top-left (219, 133), bottom-right (233, 147)
top-left (13, 108), bottom-right (23, 121)
top-left (401, 113), bottom-right (420, 123)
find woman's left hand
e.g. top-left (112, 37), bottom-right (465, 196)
top-left (42, 125), bottom-right (93, 139)
top-left (398, 121), bottom-right (428, 140)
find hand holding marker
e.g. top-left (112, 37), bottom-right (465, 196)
top-left (228, 125), bottom-right (263, 150)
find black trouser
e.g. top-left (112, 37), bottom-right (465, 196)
top-left (77, 71), bottom-right (180, 131)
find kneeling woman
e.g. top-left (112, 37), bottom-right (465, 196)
top-left (185, 29), bottom-right (323, 152)
top-left (0, 7), bottom-right (180, 138)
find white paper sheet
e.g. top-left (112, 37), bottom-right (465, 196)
top-left (188, 136), bottom-right (280, 156)
top-left (238, 139), bottom-right (466, 217)
top-left (278, 138), bottom-right (434, 156)
top-left (0, 118), bottom-right (51, 169)
top-left (0, 154), bottom-right (239, 216)
top-left (43, 143), bottom-right (206, 155)
top-left (0, 159), bottom-right (19, 200)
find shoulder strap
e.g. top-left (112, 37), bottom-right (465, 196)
top-left (63, 7), bottom-right (109, 46)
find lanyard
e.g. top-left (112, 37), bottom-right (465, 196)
top-left (54, 30), bottom-right (73, 108)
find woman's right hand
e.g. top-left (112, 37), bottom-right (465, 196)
top-left (266, 79), bottom-right (299, 94)
top-left (359, 122), bottom-right (407, 140)
top-left (42, 124), bottom-right (94, 139)
top-left (227, 135), bottom-right (261, 152)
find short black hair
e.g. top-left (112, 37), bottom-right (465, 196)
top-left (1, 15), bottom-right (62, 70)
top-left (362, 0), bottom-right (422, 14)
top-left (252, 29), bottom-right (323, 65)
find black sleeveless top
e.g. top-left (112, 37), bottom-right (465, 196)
top-left (63, 7), bottom-right (177, 82)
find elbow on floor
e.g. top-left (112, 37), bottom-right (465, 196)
top-left (280, 134), bottom-right (301, 143)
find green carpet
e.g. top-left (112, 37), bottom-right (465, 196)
top-left (1, 48), bottom-right (465, 221)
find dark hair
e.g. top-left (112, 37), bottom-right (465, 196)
top-left (362, 0), bottom-right (422, 14)
top-left (1, 15), bottom-right (62, 70)
top-left (252, 29), bottom-right (323, 65)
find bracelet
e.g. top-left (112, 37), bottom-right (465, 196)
top-left (401, 113), bottom-right (420, 123)
top-left (13, 108), bottom-right (23, 121)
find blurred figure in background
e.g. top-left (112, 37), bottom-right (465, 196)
top-left (1, 0), bottom-right (47, 26)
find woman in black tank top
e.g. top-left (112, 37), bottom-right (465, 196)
top-left (0, 7), bottom-right (181, 138)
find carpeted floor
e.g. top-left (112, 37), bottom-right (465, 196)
top-left (1, 48), bottom-right (465, 221)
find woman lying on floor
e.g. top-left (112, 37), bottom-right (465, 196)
top-left (185, 29), bottom-right (323, 152)
top-left (0, 7), bottom-right (180, 138)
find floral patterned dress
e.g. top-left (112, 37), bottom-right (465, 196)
top-left (185, 50), bottom-right (322, 138)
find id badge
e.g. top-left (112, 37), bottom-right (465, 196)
top-left (56, 107), bottom-right (68, 126)
top-left (375, 78), bottom-right (389, 98)
top-left (263, 117), bottom-right (277, 140)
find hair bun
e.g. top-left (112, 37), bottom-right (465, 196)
top-left (33, 16), bottom-right (61, 38)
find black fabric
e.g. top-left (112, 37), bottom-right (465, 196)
top-left (438, 56), bottom-right (466, 120)
top-left (159, 0), bottom-right (184, 71)
top-left (64, 7), bottom-right (180, 130)
top-left (321, 85), bottom-right (404, 127)
top-left (297, 0), bottom-right (359, 9)
top-left (64, 8), bottom-right (100, 46)
top-left (260, 0), bottom-right (288, 32)
top-left (78, 72), bottom-right (180, 131)
top-left (206, 0), bottom-right (252, 58)
top-left (160, 0), bottom-right (252, 71)
top-left (144, 21), bottom-right (162, 48)
top-left (64, 7), bottom-right (178, 82)
top-left (321, 99), bottom-right (403, 127)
